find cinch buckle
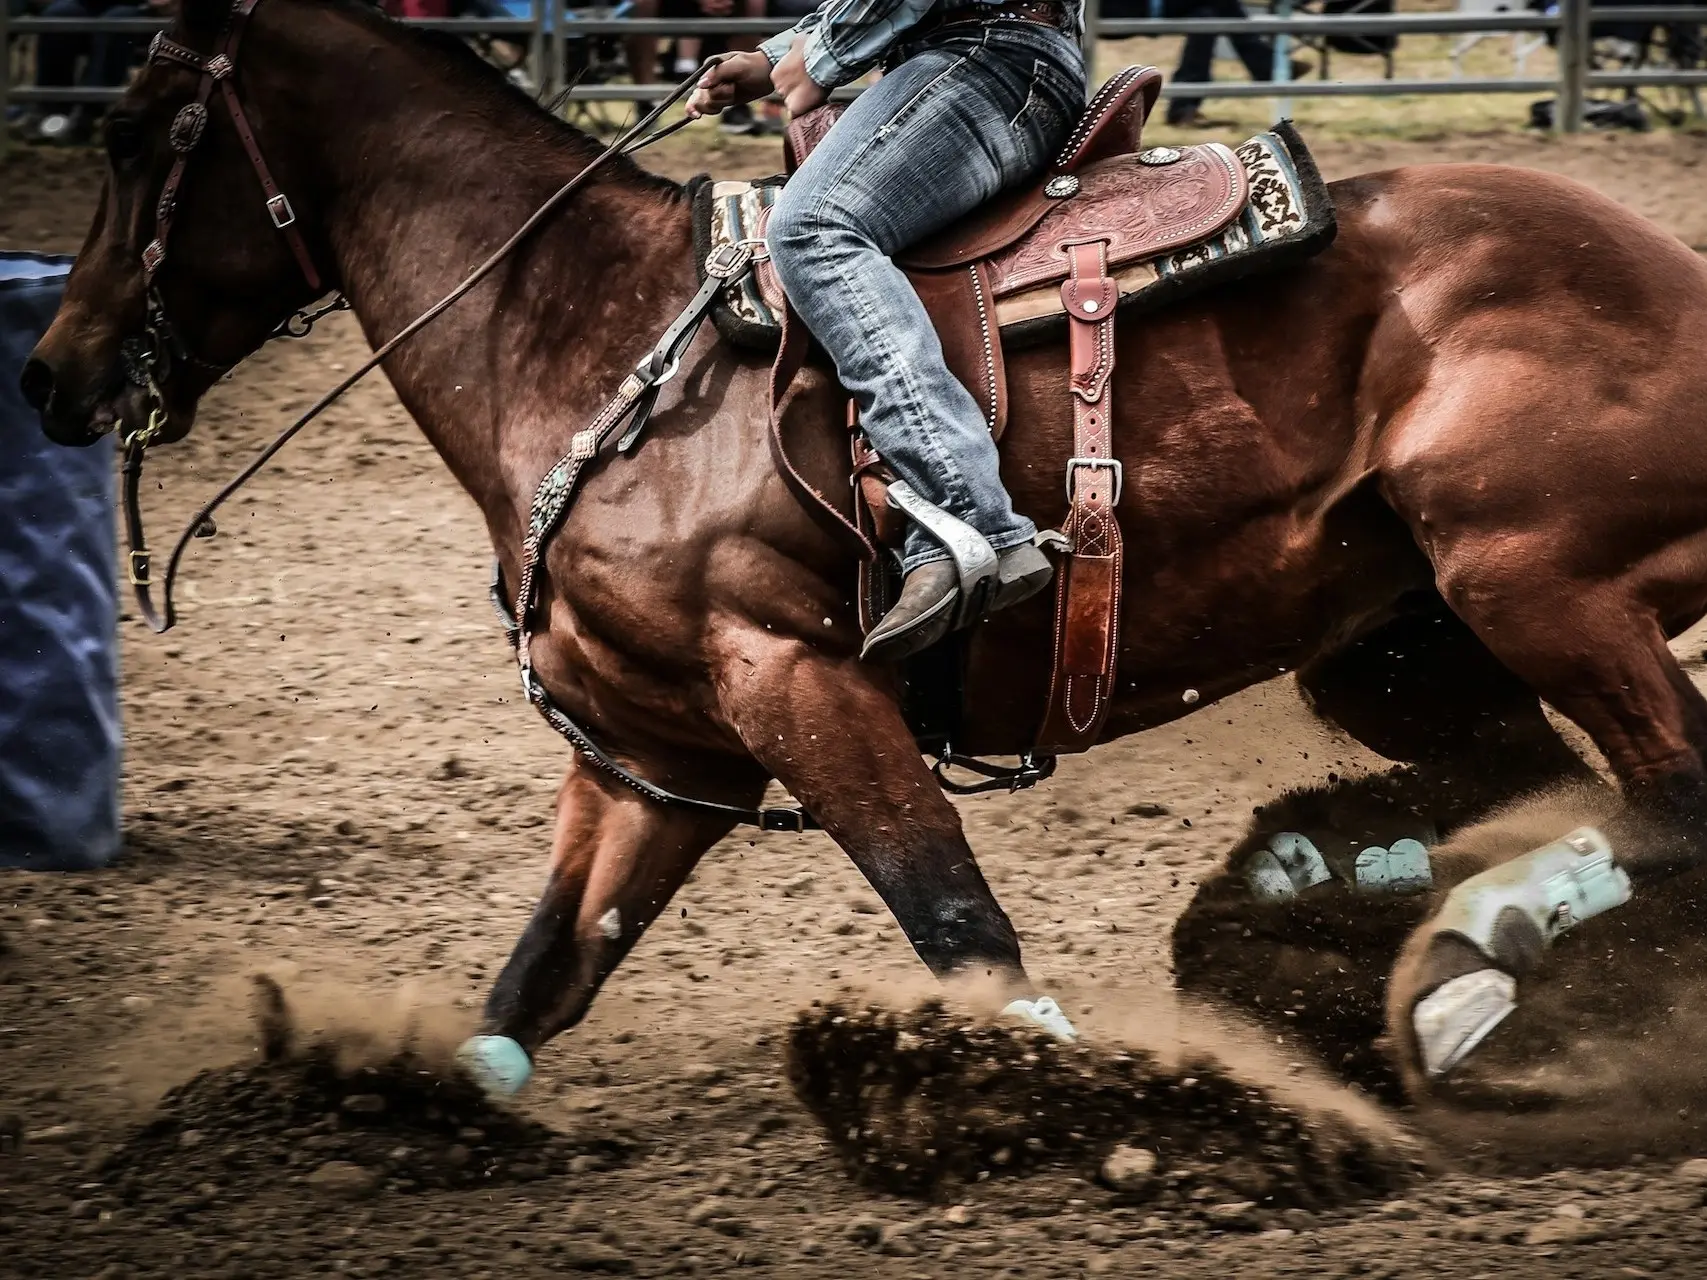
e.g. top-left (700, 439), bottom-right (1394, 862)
top-left (1065, 456), bottom-right (1122, 505)
top-left (704, 242), bottom-right (753, 280)
top-left (266, 194), bottom-right (297, 229)
top-left (127, 550), bottom-right (151, 588)
top-left (759, 808), bottom-right (810, 833)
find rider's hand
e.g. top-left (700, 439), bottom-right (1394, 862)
top-left (685, 51), bottom-right (775, 118)
top-left (770, 37), bottom-right (829, 116)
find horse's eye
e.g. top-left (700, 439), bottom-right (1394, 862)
top-left (104, 117), bottom-right (144, 164)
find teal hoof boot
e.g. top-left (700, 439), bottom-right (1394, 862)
top-left (1355, 838), bottom-right (1434, 895)
top-left (1002, 995), bottom-right (1079, 1043)
top-left (1413, 968), bottom-right (1517, 1078)
top-left (1434, 827), bottom-right (1631, 970)
top-left (456, 1034), bottom-right (533, 1097)
top-left (1245, 831), bottom-right (1332, 901)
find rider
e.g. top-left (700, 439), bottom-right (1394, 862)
top-left (688, 0), bottom-right (1087, 662)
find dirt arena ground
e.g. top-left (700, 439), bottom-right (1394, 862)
top-left (6, 125), bottom-right (1707, 1279)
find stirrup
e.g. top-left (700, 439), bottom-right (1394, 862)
top-left (884, 480), bottom-right (998, 629)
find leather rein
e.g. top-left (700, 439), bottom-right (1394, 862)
top-left (111, 17), bottom-right (814, 829)
top-left (121, 0), bottom-right (343, 627)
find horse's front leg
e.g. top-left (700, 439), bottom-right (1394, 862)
top-left (458, 757), bottom-right (749, 1094)
top-left (718, 632), bottom-right (1073, 1038)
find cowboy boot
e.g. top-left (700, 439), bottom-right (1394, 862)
top-left (859, 540), bottom-right (1055, 664)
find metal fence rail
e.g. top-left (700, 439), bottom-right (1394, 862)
top-left (3, 0), bottom-right (1705, 138)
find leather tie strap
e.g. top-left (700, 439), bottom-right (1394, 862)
top-left (1036, 239), bottom-right (1122, 755)
top-left (768, 297), bottom-right (877, 559)
top-left (216, 5), bottom-right (323, 293)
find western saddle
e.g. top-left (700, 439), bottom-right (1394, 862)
top-left (762, 66), bottom-right (1251, 758)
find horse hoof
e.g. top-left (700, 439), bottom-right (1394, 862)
top-left (1245, 831), bottom-right (1332, 900)
top-left (456, 1034), bottom-right (533, 1096)
top-left (1412, 968), bottom-right (1517, 1078)
top-left (1002, 995), bottom-right (1079, 1043)
top-left (1355, 837), bottom-right (1433, 894)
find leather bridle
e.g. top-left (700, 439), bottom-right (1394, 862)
top-left (102, 17), bottom-right (799, 833)
top-left (121, 0), bottom-right (343, 624)
top-left (143, 1), bottom-right (323, 300)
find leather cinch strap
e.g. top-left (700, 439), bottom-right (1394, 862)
top-left (1036, 240), bottom-right (1122, 755)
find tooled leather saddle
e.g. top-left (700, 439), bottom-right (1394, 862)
top-left (707, 65), bottom-right (1335, 761)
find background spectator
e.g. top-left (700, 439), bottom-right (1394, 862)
top-left (18, 0), bottom-right (171, 144)
top-left (624, 0), bottom-right (782, 132)
top-left (1156, 0), bottom-right (1306, 127)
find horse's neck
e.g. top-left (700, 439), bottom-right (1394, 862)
top-left (313, 77), bottom-right (691, 537)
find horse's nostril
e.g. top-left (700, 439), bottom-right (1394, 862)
top-left (19, 357), bottom-right (55, 412)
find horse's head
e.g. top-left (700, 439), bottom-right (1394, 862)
top-left (22, 0), bottom-right (333, 447)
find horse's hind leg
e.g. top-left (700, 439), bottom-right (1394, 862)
top-left (1174, 601), bottom-right (1598, 1094)
top-left (458, 757), bottom-right (751, 1093)
top-left (1300, 600), bottom-right (1597, 809)
top-left (1381, 536), bottom-right (1707, 1084)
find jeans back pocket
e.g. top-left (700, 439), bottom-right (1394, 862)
top-left (1009, 57), bottom-right (1078, 155)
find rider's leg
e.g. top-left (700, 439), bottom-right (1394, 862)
top-left (765, 22), bottom-right (1085, 661)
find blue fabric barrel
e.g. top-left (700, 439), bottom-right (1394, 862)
top-left (0, 252), bottom-right (122, 871)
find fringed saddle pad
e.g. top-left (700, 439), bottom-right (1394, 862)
top-left (689, 122), bottom-right (1334, 353)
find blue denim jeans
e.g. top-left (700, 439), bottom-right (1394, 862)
top-left (766, 20), bottom-right (1086, 571)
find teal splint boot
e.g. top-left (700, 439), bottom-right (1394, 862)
top-left (1433, 827), bottom-right (1630, 970)
top-left (1412, 827), bottom-right (1631, 1078)
top-left (456, 1034), bottom-right (533, 1097)
top-left (1354, 838), bottom-right (1433, 895)
top-left (1245, 831), bottom-right (1332, 901)
top-left (1002, 996), bottom-right (1079, 1043)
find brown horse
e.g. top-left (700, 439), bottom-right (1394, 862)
top-left (24, 0), bottom-right (1707, 1095)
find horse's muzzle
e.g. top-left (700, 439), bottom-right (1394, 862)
top-left (22, 351), bottom-right (148, 448)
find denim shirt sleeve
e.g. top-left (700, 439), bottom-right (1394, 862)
top-left (759, 0), bottom-right (940, 89)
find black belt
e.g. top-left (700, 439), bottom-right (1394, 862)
top-left (919, 0), bottom-right (1073, 35)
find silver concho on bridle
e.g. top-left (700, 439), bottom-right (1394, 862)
top-left (169, 102), bottom-right (209, 154)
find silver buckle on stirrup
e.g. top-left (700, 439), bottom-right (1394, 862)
top-left (1065, 457), bottom-right (1122, 504)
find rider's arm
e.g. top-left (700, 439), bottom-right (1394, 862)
top-left (758, 0), bottom-right (937, 89)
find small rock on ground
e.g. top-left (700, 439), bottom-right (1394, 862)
top-left (1100, 1145), bottom-right (1158, 1194)
top-left (304, 1161), bottom-right (378, 1198)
